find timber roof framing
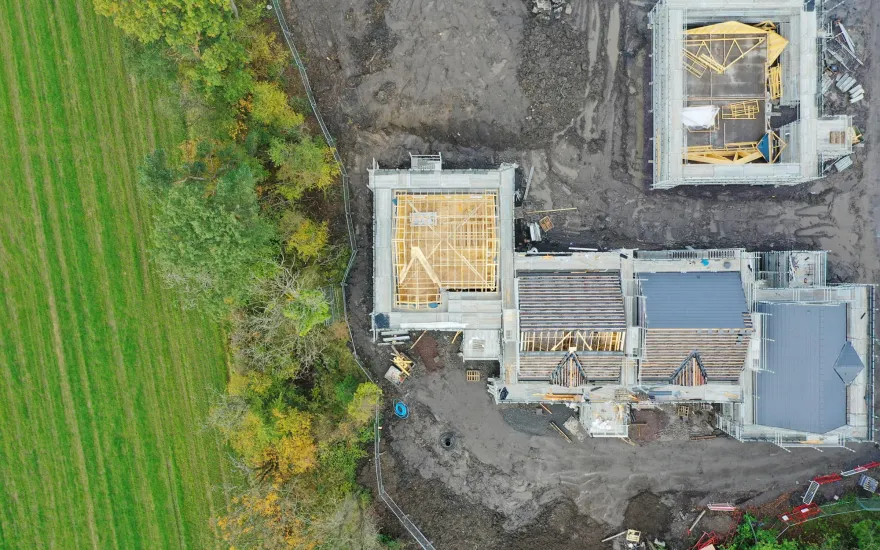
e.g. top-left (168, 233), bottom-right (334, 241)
top-left (550, 351), bottom-right (590, 388)
top-left (392, 191), bottom-right (499, 308)
top-left (670, 351), bottom-right (709, 386)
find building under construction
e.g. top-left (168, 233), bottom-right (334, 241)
top-left (649, 0), bottom-right (856, 188)
top-left (369, 154), bottom-right (515, 361)
top-left (369, 157), bottom-right (876, 449)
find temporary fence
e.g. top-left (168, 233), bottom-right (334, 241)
top-left (270, 1), bottom-right (436, 548)
top-left (778, 497), bottom-right (880, 538)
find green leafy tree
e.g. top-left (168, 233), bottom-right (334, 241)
top-left (251, 81), bottom-right (304, 130)
top-left (268, 137), bottom-right (339, 200)
top-left (122, 39), bottom-right (178, 85)
top-left (94, 0), bottom-right (252, 103)
top-left (315, 441), bottom-right (367, 500)
top-left (140, 151), bottom-right (275, 315)
top-left (230, 265), bottom-right (332, 381)
top-left (311, 494), bottom-right (382, 550)
top-left (346, 383), bottom-right (381, 426)
top-left (283, 288), bottom-right (331, 336)
top-left (246, 31), bottom-right (289, 80)
top-left (184, 34), bottom-right (253, 103)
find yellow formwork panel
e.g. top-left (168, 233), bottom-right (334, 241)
top-left (685, 21), bottom-right (788, 65)
top-left (768, 65), bottom-right (782, 99)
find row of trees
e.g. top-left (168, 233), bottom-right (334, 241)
top-left (95, 1), bottom-right (389, 547)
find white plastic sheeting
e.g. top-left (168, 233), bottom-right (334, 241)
top-left (681, 105), bottom-right (719, 129)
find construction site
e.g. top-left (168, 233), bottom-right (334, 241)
top-left (650, 0), bottom-right (859, 189)
top-left (371, 156), bottom-right (875, 450)
top-left (279, 0), bottom-right (880, 546)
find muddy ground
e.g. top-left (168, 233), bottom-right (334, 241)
top-left (280, 0), bottom-right (880, 547)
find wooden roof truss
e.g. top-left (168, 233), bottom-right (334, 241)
top-left (683, 35), bottom-right (766, 76)
top-left (520, 329), bottom-right (625, 353)
top-left (550, 351), bottom-right (590, 388)
top-left (671, 352), bottom-right (709, 386)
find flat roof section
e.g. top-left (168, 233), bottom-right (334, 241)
top-left (392, 191), bottom-right (498, 308)
top-left (755, 302), bottom-right (849, 434)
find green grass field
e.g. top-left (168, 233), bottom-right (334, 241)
top-left (0, 1), bottom-right (233, 548)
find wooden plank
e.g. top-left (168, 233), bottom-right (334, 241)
top-left (549, 421), bottom-right (573, 443)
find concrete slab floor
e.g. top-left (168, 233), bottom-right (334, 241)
top-left (685, 34), bottom-right (768, 149)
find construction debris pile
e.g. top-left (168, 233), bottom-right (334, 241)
top-left (384, 344), bottom-right (413, 386)
top-left (821, 18), bottom-right (866, 174)
top-left (531, 0), bottom-right (572, 21)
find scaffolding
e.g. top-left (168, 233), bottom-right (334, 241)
top-left (392, 192), bottom-right (498, 308)
top-left (756, 250), bottom-right (828, 288)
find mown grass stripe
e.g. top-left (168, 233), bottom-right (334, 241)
top-left (0, 0), bottom-right (232, 547)
top-left (42, 1), bottom-right (174, 545)
top-left (0, 6), bottom-right (100, 549)
top-left (6, 2), bottom-right (120, 547)
top-left (65, 3), bottom-right (221, 545)
top-left (0, 13), bottom-right (104, 550)
top-left (0, 28), bottom-right (51, 547)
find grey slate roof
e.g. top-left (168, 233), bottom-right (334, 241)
top-left (755, 302), bottom-right (848, 434)
top-left (518, 272), bottom-right (626, 331)
top-left (639, 272), bottom-right (748, 329)
top-left (834, 342), bottom-right (865, 385)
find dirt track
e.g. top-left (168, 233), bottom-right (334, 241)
top-left (281, 0), bottom-right (880, 546)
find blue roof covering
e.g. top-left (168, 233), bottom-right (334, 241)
top-left (640, 272), bottom-right (748, 329)
top-left (755, 303), bottom-right (849, 434)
